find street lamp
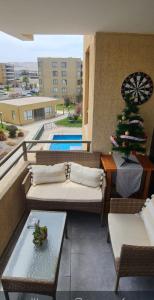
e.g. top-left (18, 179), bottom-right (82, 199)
top-left (0, 112), bottom-right (3, 128)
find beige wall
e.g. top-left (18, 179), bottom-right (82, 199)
top-left (83, 33), bottom-right (154, 154)
top-left (0, 99), bottom-right (63, 125)
top-left (0, 162), bottom-right (28, 257)
top-left (82, 35), bottom-right (96, 142)
top-left (38, 57), bottom-right (82, 100)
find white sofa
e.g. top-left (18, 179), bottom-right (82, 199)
top-left (22, 151), bottom-right (106, 223)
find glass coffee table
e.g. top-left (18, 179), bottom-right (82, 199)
top-left (2, 210), bottom-right (67, 300)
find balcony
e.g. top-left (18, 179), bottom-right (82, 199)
top-left (0, 138), bottom-right (154, 300)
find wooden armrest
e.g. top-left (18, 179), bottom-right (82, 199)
top-left (22, 172), bottom-right (31, 195)
top-left (110, 198), bottom-right (146, 214)
top-left (118, 244), bottom-right (154, 276)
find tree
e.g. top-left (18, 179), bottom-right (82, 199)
top-left (5, 85), bottom-right (10, 91)
top-left (64, 97), bottom-right (71, 107)
top-left (75, 103), bottom-right (82, 116)
top-left (76, 93), bottom-right (83, 103)
top-left (22, 76), bottom-right (29, 89)
top-left (110, 96), bottom-right (147, 162)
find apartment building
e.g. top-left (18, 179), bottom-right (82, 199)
top-left (0, 63), bottom-right (15, 85)
top-left (38, 57), bottom-right (82, 101)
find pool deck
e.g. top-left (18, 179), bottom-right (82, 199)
top-left (41, 126), bottom-right (82, 140)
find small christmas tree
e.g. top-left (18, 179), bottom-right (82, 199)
top-left (110, 96), bottom-right (147, 163)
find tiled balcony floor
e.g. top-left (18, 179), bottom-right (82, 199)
top-left (1, 212), bottom-right (154, 300)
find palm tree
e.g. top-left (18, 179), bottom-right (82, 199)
top-left (22, 76), bottom-right (29, 90)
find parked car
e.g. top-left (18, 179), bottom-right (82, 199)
top-left (0, 91), bottom-right (8, 96)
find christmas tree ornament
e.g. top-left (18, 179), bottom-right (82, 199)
top-left (125, 131), bottom-right (129, 136)
top-left (110, 135), bottom-right (119, 148)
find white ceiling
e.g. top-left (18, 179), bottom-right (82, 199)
top-left (0, 0), bottom-right (154, 40)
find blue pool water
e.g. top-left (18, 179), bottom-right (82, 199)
top-left (50, 134), bottom-right (82, 151)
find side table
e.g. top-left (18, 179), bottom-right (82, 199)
top-left (101, 154), bottom-right (154, 212)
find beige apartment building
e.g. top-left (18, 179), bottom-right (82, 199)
top-left (0, 96), bottom-right (63, 125)
top-left (38, 57), bottom-right (82, 101)
top-left (0, 63), bottom-right (15, 85)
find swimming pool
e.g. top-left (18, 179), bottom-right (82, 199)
top-left (49, 134), bottom-right (82, 151)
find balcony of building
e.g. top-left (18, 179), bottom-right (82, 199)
top-left (0, 0), bottom-right (154, 299)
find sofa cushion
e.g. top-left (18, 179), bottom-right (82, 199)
top-left (26, 180), bottom-right (103, 202)
top-left (140, 198), bottom-right (154, 245)
top-left (108, 213), bottom-right (150, 260)
top-left (69, 162), bottom-right (104, 188)
top-left (28, 163), bottom-right (67, 185)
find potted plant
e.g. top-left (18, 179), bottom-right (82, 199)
top-left (33, 221), bottom-right (48, 247)
top-left (0, 129), bottom-right (6, 141)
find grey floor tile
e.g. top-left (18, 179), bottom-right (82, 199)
top-left (70, 252), bottom-right (116, 291)
top-left (57, 276), bottom-right (70, 291)
top-left (71, 235), bottom-right (110, 255)
top-left (59, 238), bottom-right (71, 277)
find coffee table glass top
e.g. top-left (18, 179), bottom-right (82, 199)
top-left (2, 211), bottom-right (66, 282)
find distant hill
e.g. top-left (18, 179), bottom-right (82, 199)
top-left (13, 62), bottom-right (38, 72)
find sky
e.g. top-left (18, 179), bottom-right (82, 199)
top-left (0, 32), bottom-right (83, 62)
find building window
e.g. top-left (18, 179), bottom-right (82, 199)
top-left (45, 106), bottom-right (52, 115)
top-left (52, 71), bottom-right (58, 77)
top-left (53, 79), bottom-right (58, 85)
top-left (62, 79), bottom-right (67, 86)
top-left (76, 61), bottom-right (81, 68)
top-left (77, 71), bottom-right (81, 78)
top-left (52, 87), bottom-right (58, 93)
top-left (61, 71), bottom-right (67, 77)
top-left (24, 110), bottom-right (33, 120)
top-left (77, 79), bottom-right (81, 85)
top-left (62, 87), bottom-right (67, 94)
top-left (77, 87), bottom-right (81, 94)
top-left (51, 62), bottom-right (58, 68)
top-left (61, 62), bottom-right (67, 68)
top-left (11, 111), bottom-right (16, 120)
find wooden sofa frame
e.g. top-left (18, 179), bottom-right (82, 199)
top-left (108, 198), bottom-right (154, 292)
top-left (22, 151), bottom-right (106, 223)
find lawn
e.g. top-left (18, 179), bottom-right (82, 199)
top-left (56, 103), bottom-right (75, 112)
top-left (55, 117), bottom-right (82, 127)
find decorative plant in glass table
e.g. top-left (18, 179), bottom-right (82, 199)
top-left (33, 220), bottom-right (48, 247)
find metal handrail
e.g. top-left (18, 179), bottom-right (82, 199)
top-left (0, 139), bottom-right (91, 180)
top-left (0, 141), bottom-right (24, 167)
top-left (24, 140), bottom-right (91, 144)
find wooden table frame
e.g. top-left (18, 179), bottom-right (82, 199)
top-left (101, 154), bottom-right (154, 212)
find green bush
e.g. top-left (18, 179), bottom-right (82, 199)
top-left (7, 125), bottom-right (18, 138)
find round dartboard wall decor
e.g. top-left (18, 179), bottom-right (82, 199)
top-left (121, 72), bottom-right (153, 105)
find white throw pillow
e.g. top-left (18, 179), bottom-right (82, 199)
top-left (140, 197), bottom-right (154, 245)
top-left (28, 163), bottom-right (67, 185)
top-left (69, 162), bottom-right (105, 188)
